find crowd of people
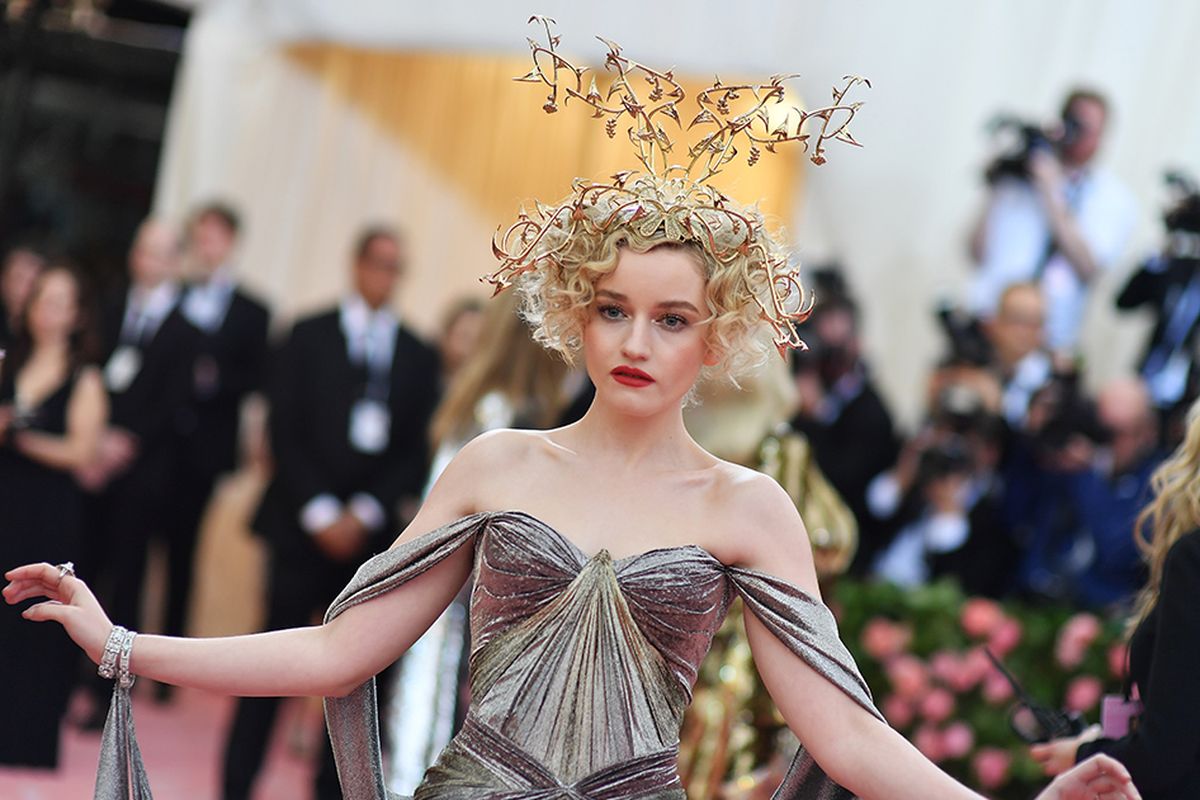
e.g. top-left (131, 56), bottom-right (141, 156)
top-left (0, 82), bottom-right (1193, 799)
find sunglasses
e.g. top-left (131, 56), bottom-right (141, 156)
top-left (984, 648), bottom-right (1087, 744)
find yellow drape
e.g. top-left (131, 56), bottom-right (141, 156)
top-left (286, 45), bottom-right (802, 233)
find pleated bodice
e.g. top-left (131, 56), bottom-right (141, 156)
top-left (323, 511), bottom-right (881, 800)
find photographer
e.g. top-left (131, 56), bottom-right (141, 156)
top-left (789, 288), bottom-right (900, 572)
top-left (1011, 376), bottom-right (1162, 609)
top-left (968, 88), bottom-right (1136, 353)
top-left (1115, 174), bottom-right (1200, 447)
top-left (867, 381), bottom-right (1017, 597)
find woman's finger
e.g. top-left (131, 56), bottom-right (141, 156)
top-left (4, 562), bottom-right (61, 583)
top-left (1076, 754), bottom-right (1134, 784)
top-left (5, 584), bottom-right (60, 605)
top-left (22, 600), bottom-right (72, 624)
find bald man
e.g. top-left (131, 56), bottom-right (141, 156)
top-left (985, 282), bottom-right (1052, 426)
top-left (1067, 377), bottom-right (1161, 608)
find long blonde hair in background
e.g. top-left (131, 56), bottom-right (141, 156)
top-left (1131, 397), bottom-right (1200, 631)
top-left (429, 291), bottom-right (570, 449)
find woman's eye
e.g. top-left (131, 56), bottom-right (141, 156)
top-left (597, 304), bottom-right (625, 320)
top-left (659, 314), bottom-right (687, 329)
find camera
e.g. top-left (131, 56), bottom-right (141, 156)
top-left (983, 110), bottom-right (1083, 184)
top-left (1163, 170), bottom-right (1200, 239)
top-left (1028, 363), bottom-right (1109, 458)
top-left (934, 300), bottom-right (993, 368)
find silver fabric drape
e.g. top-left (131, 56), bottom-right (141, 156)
top-left (94, 510), bottom-right (882, 799)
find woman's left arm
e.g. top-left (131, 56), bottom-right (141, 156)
top-left (12, 367), bottom-right (108, 471)
top-left (735, 475), bottom-right (983, 800)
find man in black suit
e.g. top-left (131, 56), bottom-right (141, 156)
top-left (222, 225), bottom-right (440, 800)
top-left (77, 219), bottom-right (201, 720)
top-left (160, 203), bottom-right (269, 664)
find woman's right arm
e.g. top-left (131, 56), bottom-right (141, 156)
top-left (3, 433), bottom-right (501, 699)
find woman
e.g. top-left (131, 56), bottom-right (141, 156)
top-left (0, 263), bottom-right (107, 766)
top-left (5, 240), bottom-right (1135, 800)
top-left (2, 24), bottom-right (1139, 798)
top-left (389, 291), bottom-right (573, 792)
top-left (1032, 398), bottom-right (1200, 797)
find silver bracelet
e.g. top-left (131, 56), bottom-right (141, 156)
top-left (117, 629), bottom-right (137, 689)
top-left (97, 625), bottom-right (128, 680)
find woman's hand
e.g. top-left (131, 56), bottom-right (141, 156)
top-left (1035, 753), bottom-right (1140, 800)
top-left (1031, 725), bottom-right (1103, 776)
top-left (3, 562), bottom-right (113, 663)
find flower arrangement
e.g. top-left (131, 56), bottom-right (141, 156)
top-left (834, 579), bottom-right (1130, 799)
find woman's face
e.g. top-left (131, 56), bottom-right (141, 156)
top-left (26, 269), bottom-right (80, 343)
top-left (582, 246), bottom-right (716, 417)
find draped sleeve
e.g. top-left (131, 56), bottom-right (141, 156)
top-left (93, 511), bottom-right (489, 800)
top-left (323, 512), bottom-right (491, 800)
top-left (727, 565), bottom-right (883, 800)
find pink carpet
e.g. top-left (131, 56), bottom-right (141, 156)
top-left (0, 689), bottom-right (317, 799)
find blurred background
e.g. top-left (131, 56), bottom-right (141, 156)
top-left (2, 1), bottom-right (1199, 798)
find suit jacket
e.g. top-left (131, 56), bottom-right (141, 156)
top-left (176, 287), bottom-right (270, 476)
top-left (253, 308), bottom-right (440, 559)
top-left (99, 287), bottom-right (201, 463)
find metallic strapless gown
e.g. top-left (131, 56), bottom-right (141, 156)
top-left (96, 511), bottom-right (881, 800)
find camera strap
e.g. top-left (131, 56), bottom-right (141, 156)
top-left (1031, 174), bottom-right (1087, 281)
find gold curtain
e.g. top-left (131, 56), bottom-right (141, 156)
top-left (286, 45), bottom-right (802, 233)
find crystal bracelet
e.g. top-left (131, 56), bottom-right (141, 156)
top-left (116, 629), bottom-right (137, 689)
top-left (97, 625), bottom-right (128, 681)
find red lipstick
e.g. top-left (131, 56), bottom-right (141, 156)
top-left (611, 365), bottom-right (654, 387)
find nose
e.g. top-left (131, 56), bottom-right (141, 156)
top-left (620, 316), bottom-right (651, 361)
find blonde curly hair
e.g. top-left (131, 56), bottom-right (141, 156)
top-left (491, 174), bottom-right (808, 382)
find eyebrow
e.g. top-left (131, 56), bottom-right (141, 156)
top-left (595, 289), bottom-right (701, 314)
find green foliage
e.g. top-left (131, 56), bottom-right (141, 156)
top-left (833, 579), bottom-right (1128, 800)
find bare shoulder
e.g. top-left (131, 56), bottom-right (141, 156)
top-left (451, 427), bottom-right (564, 476)
top-left (430, 428), bottom-right (556, 510)
top-left (706, 460), bottom-right (818, 593)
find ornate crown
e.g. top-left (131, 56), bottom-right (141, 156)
top-left (486, 16), bottom-right (868, 354)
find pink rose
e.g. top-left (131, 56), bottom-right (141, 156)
top-left (1065, 675), bottom-right (1103, 713)
top-left (982, 670), bottom-right (1014, 705)
top-left (941, 722), bottom-right (975, 759)
top-left (914, 724), bottom-right (945, 762)
top-left (972, 747), bottom-right (1012, 790)
top-left (961, 647), bottom-right (992, 690)
top-left (1108, 642), bottom-right (1129, 680)
top-left (882, 694), bottom-right (915, 728)
top-left (862, 617), bottom-right (912, 661)
top-left (886, 655), bottom-right (930, 700)
top-left (929, 650), bottom-right (962, 685)
top-left (920, 688), bottom-right (956, 724)
top-left (960, 598), bottom-right (1004, 638)
top-left (1055, 613), bottom-right (1102, 669)
top-left (987, 617), bottom-right (1023, 658)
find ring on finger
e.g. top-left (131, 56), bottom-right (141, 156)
top-left (55, 561), bottom-right (76, 583)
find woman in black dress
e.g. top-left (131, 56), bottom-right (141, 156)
top-left (1033, 398), bottom-right (1200, 798)
top-left (0, 264), bottom-right (107, 767)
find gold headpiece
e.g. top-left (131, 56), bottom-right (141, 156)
top-left (486, 16), bottom-right (868, 354)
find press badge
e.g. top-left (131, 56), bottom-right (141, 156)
top-left (349, 399), bottom-right (390, 453)
top-left (104, 346), bottom-right (143, 393)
